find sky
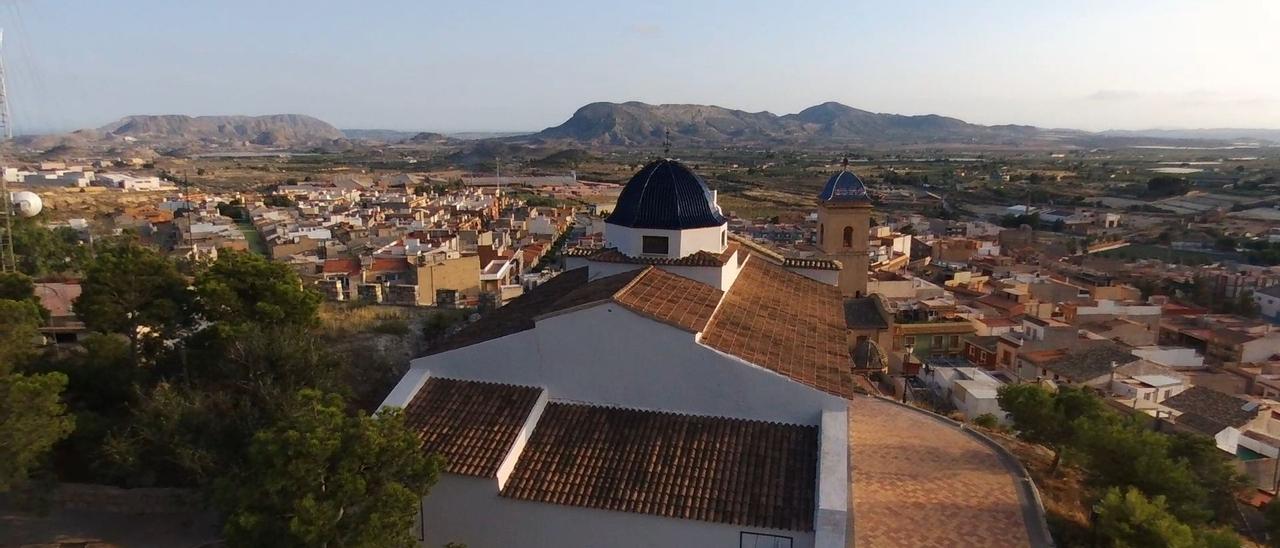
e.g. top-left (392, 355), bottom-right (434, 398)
top-left (0, 0), bottom-right (1277, 134)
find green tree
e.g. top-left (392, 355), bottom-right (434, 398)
top-left (0, 298), bottom-right (44, 366)
top-left (194, 250), bottom-right (321, 328)
top-left (24, 334), bottom-right (144, 482)
top-left (217, 390), bottom-right (440, 548)
top-left (75, 243), bottom-right (191, 358)
top-left (1077, 417), bottom-right (1210, 525)
top-left (1195, 528), bottom-right (1242, 548)
top-left (1264, 498), bottom-right (1280, 547)
top-left (99, 382), bottom-right (227, 486)
top-left (0, 370), bottom-right (75, 491)
top-left (0, 271), bottom-right (36, 301)
top-left (997, 384), bottom-right (1102, 472)
top-left (1094, 487), bottom-right (1195, 548)
top-left (1167, 432), bottom-right (1248, 522)
top-left (10, 217), bottom-right (89, 277)
top-left (263, 194), bottom-right (296, 208)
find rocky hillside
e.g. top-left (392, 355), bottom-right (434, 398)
top-left (532, 101), bottom-right (1063, 147)
top-left (98, 114), bottom-right (344, 146)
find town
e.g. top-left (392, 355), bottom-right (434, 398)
top-left (2, 2), bottom-right (1280, 547)
top-left (5, 138), bottom-right (1280, 547)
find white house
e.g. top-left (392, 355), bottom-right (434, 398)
top-left (1256, 285), bottom-right (1280, 322)
top-left (1131, 345), bottom-right (1206, 370)
top-left (382, 159), bottom-right (854, 548)
top-left (916, 357), bottom-right (1007, 422)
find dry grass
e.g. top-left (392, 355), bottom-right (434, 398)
top-left (318, 302), bottom-right (422, 337)
top-left (981, 429), bottom-right (1093, 544)
top-left (32, 188), bottom-right (171, 222)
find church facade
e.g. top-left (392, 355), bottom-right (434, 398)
top-left (381, 159), bottom-right (882, 548)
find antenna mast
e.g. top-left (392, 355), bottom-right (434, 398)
top-left (0, 28), bottom-right (16, 273)
top-left (0, 29), bottom-right (11, 140)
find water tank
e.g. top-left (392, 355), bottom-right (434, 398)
top-left (10, 191), bottom-right (42, 217)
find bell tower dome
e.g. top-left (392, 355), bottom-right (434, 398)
top-left (816, 161), bottom-right (871, 297)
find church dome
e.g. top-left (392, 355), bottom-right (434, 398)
top-left (606, 159), bottom-right (726, 230)
top-left (818, 170), bottom-right (870, 203)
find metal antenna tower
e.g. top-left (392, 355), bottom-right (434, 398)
top-left (0, 29), bottom-right (11, 141)
top-left (0, 28), bottom-right (15, 273)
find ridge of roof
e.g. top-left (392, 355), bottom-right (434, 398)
top-left (700, 255), bottom-right (855, 398)
top-left (499, 400), bottom-right (818, 531)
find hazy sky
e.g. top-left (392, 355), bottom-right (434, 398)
top-left (1, 0), bottom-right (1277, 133)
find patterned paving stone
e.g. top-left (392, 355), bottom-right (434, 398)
top-left (850, 397), bottom-right (1033, 547)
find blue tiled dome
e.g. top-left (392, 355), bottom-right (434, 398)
top-left (606, 159), bottom-right (726, 230)
top-left (818, 171), bottom-right (870, 203)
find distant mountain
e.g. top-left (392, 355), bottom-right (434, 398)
top-left (403, 131), bottom-right (450, 145)
top-left (1098, 128), bottom-right (1280, 144)
top-left (342, 128), bottom-right (422, 141)
top-left (98, 114), bottom-right (344, 146)
top-left (530, 101), bottom-right (1059, 147)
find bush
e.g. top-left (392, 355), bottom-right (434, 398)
top-left (972, 413), bottom-right (999, 429)
top-left (372, 318), bottom-right (410, 336)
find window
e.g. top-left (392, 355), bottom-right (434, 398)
top-left (819, 224), bottom-right (824, 245)
top-left (741, 532), bottom-right (793, 548)
top-left (843, 226), bottom-right (853, 248)
top-left (932, 335), bottom-right (943, 347)
top-left (722, 231), bottom-right (727, 248)
top-left (949, 335), bottom-right (960, 348)
top-left (641, 235), bottom-right (669, 255)
top-left (904, 336), bottom-right (915, 347)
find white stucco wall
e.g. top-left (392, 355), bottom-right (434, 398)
top-left (420, 474), bottom-right (815, 548)
top-left (1216, 427), bottom-right (1241, 454)
top-left (788, 267), bottom-right (839, 286)
top-left (605, 222), bottom-right (727, 259)
top-left (400, 303), bottom-right (846, 425)
top-left (573, 253), bottom-right (742, 291)
top-left (815, 410), bottom-right (849, 548)
top-left (1242, 336), bottom-right (1280, 364)
top-left (1132, 346), bottom-right (1205, 369)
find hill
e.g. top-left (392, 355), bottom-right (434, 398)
top-left (342, 128), bottom-right (422, 142)
top-left (530, 101), bottom-right (1060, 147)
top-left (98, 114), bottom-right (344, 146)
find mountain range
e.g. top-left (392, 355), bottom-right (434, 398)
top-left (529, 101), bottom-right (1061, 147)
top-left (99, 114), bottom-right (345, 145)
top-left (11, 104), bottom-right (1280, 154)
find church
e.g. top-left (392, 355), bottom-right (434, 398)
top-left (379, 158), bottom-right (1044, 547)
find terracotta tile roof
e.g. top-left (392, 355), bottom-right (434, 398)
top-left (370, 257), bottom-right (411, 272)
top-left (782, 257), bottom-right (842, 271)
top-left (1164, 386), bottom-right (1260, 434)
top-left (701, 256), bottom-right (856, 398)
top-left (322, 257), bottom-right (361, 275)
top-left (613, 267), bottom-right (724, 333)
top-left (402, 377), bottom-right (542, 477)
top-left (428, 268), bottom-right (592, 354)
top-left (1028, 341), bottom-right (1135, 382)
top-left (500, 402), bottom-right (818, 531)
top-left (33, 282), bottom-right (81, 318)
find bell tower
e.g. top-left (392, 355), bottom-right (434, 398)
top-left (816, 159), bottom-right (871, 297)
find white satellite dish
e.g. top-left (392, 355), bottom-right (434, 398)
top-left (9, 190), bottom-right (41, 217)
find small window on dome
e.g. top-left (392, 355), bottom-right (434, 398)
top-left (642, 235), bottom-right (669, 255)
